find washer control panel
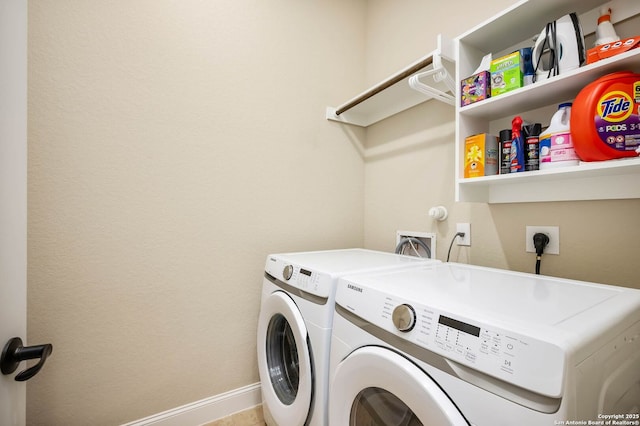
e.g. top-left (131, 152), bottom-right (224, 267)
top-left (343, 284), bottom-right (566, 398)
top-left (266, 257), bottom-right (331, 298)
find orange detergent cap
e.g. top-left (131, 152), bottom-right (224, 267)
top-left (597, 11), bottom-right (611, 25)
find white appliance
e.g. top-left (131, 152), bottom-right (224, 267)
top-left (532, 12), bottom-right (585, 82)
top-left (329, 263), bottom-right (640, 425)
top-left (257, 249), bottom-right (438, 426)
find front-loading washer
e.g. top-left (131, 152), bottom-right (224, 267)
top-left (329, 262), bottom-right (640, 425)
top-left (257, 248), bottom-right (438, 426)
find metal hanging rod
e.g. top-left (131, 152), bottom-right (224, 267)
top-left (334, 56), bottom-right (434, 116)
top-left (326, 34), bottom-right (455, 127)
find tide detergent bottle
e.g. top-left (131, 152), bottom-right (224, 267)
top-left (571, 71), bottom-right (640, 161)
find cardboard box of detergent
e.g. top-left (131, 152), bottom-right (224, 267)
top-left (587, 36), bottom-right (640, 64)
top-left (490, 51), bottom-right (524, 97)
top-left (464, 133), bottom-right (499, 178)
top-left (461, 71), bottom-right (491, 106)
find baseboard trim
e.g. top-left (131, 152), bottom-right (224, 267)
top-left (121, 382), bottom-right (262, 426)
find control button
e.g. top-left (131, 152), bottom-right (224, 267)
top-left (501, 358), bottom-right (514, 374)
top-left (282, 265), bottom-right (293, 281)
top-left (392, 304), bottom-right (416, 332)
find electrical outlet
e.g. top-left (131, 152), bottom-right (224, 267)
top-left (525, 226), bottom-right (559, 255)
top-left (456, 223), bottom-right (471, 246)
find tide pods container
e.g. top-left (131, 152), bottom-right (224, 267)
top-left (571, 71), bottom-right (640, 161)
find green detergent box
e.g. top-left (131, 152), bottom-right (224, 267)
top-left (490, 51), bottom-right (523, 97)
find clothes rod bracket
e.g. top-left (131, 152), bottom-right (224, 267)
top-left (408, 52), bottom-right (455, 106)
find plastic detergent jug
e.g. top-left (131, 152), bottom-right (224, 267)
top-left (539, 103), bottom-right (579, 169)
top-left (571, 71), bottom-right (640, 161)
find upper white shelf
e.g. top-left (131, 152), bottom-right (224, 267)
top-left (455, 0), bottom-right (640, 204)
top-left (326, 35), bottom-right (455, 128)
top-left (458, 0), bottom-right (605, 55)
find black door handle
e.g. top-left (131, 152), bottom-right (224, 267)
top-left (1, 337), bottom-right (53, 381)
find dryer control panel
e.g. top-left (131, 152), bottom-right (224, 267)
top-left (339, 282), bottom-right (566, 399)
top-left (265, 256), bottom-right (332, 299)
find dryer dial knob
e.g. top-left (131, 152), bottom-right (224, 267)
top-left (392, 304), bottom-right (416, 332)
top-left (282, 265), bottom-right (294, 281)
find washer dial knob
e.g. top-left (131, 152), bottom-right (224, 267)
top-left (282, 265), bottom-right (294, 281)
top-left (392, 304), bottom-right (416, 332)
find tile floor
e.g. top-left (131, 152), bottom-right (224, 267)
top-left (203, 405), bottom-right (265, 426)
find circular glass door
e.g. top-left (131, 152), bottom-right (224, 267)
top-left (330, 346), bottom-right (468, 425)
top-left (257, 291), bottom-right (312, 426)
top-left (351, 387), bottom-right (422, 425)
top-left (265, 313), bottom-right (300, 404)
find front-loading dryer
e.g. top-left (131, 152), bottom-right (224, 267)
top-left (329, 262), bottom-right (640, 425)
top-left (257, 249), bottom-right (438, 426)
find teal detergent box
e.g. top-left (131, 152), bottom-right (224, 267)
top-left (490, 51), bottom-right (524, 97)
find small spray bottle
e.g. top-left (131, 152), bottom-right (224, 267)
top-left (595, 7), bottom-right (620, 46)
top-left (510, 116), bottom-right (525, 173)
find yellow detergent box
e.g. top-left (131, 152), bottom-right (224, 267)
top-left (464, 133), bottom-right (499, 178)
top-left (490, 51), bottom-right (523, 97)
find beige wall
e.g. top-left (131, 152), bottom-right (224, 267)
top-left (363, 0), bottom-right (640, 289)
top-left (27, 1), bottom-right (366, 424)
top-left (27, 1), bottom-right (640, 425)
